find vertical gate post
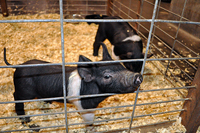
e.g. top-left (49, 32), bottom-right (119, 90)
top-left (180, 62), bottom-right (200, 133)
top-left (0, 0), bottom-right (9, 17)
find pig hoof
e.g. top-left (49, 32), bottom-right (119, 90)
top-left (86, 125), bottom-right (97, 133)
top-left (20, 117), bottom-right (31, 124)
top-left (29, 124), bottom-right (40, 132)
top-left (134, 74), bottom-right (143, 85)
top-left (93, 52), bottom-right (98, 56)
top-left (45, 100), bottom-right (52, 104)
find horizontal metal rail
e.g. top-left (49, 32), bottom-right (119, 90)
top-left (5, 4), bottom-right (107, 8)
top-left (151, 56), bottom-right (186, 90)
top-left (1, 125), bottom-right (65, 133)
top-left (135, 18), bottom-right (199, 71)
top-left (111, 1), bottom-right (199, 61)
top-left (110, 1), bottom-right (199, 83)
top-left (0, 18), bottom-right (200, 24)
top-left (68, 109), bottom-right (184, 126)
top-left (1, 56), bottom-right (199, 68)
top-left (135, 21), bottom-right (197, 81)
top-left (1, 119), bottom-right (177, 133)
top-left (0, 109), bottom-right (184, 132)
top-left (150, 43), bottom-right (194, 81)
top-left (108, 1), bottom-right (118, 15)
top-left (96, 119), bottom-right (176, 133)
top-left (143, 0), bottom-right (192, 22)
top-left (1, 0), bottom-right (199, 132)
top-left (113, 0), bottom-right (145, 20)
top-left (152, 24), bottom-right (199, 56)
top-left (0, 86), bottom-right (194, 105)
top-left (0, 97), bottom-right (190, 121)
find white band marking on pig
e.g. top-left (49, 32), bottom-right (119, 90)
top-left (67, 70), bottom-right (82, 108)
top-left (67, 70), bottom-right (95, 124)
top-left (122, 35), bottom-right (141, 42)
top-left (111, 45), bottom-right (120, 60)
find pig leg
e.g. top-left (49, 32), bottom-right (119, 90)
top-left (14, 90), bottom-right (42, 131)
top-left (86, 125), bottom-right (97, 133)
top-left (13, 80), bottom-right (39, 124)
top-left (93, 41), bottom-right (102, 56)
top-left (13, 92), bottom-right (32, 124)
top-left (93, 25), bottom-right (106, 56)
top-left (81, 112), bottom-right (97, 132)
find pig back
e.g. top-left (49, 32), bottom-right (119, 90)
top-left (13, 60), bottom-right (74, 100)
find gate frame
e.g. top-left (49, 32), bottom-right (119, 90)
top-left (180, 62), bottom-right (200, 133)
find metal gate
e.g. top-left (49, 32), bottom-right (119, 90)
top-left (0, 0), bottom-right (200, 132)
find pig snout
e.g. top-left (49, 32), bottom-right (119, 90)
top-left (123, 71), bottom-right (143, 87)
top-left (118, 71), bottom-right (143, 93)
top-left (134, 74), bottom-right (143, 86)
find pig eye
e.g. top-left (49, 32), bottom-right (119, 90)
top-left (103, 73), bottom-right (113, 85)
top-left (104, 75), bottom-right (111, 79)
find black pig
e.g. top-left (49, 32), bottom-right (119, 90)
top-left (85, 14), bottom-right (152, 72)
top-left (4, 43), bottom-right (143, 127)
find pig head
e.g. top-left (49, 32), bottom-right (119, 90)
top-left (4, 43), bottom-right (143, 127)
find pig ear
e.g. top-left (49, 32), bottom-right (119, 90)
top-left (78, 55), bottom-right (94, 82)
top-left (100, 42), bottom-right (112, 60)
top-left (78, 55), bottom-right (92, 62)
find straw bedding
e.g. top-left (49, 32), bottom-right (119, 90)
top-left (0, 14), bottom-right (192, 132)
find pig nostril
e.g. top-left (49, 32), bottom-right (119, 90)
top-left (134, 74), bottom-right (143, 85)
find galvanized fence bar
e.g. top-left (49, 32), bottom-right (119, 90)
top-left (96, 120), bottom-right (176, 133)
top-left (1, 56), bottom-right (199, 69)
top-left (150, 0), bottom-right (161, 40)
top-left (110, 0), bottom-right (199, 59)
top-left (59, 0), bottom-right (69, 132)
top-left (130, 14), bottom-right (199, 72)
top-left (165, 0), bottom-right (188, 76)
top-left (0, 108), bottom-right (185, 133)
top-left (143, 0), bottom-right (191, 21)
top-left (137, 0), bottom-right (144, 32)
top-left (0, 86), bottom-right (195, 106)
top-left (149, 0), bottom-right (161, 58)
top-left (69, 108), bottom-right (185, 126)
top-left (115, 6), bottom-right (199, 67)
top-left (151, 54), bottom-right (187, 89)
top-left (1, 19), bottom-right (200, 25)
top-left (1, 125), bottom-right (65, 133)
top-left (0, 87), bottom-right (193, 110)
top-left (111, 2), bottom-right (198, 65)
top-left (0, 0), bottom-right (200, 132)
top-left (136, 22), bottom-right (198, 81)
top-left (151, 24), bottom-right (199, 57)
top-left (128, 0), bottom-right (159, 132)
top-left (0, 107), bottom-right (187, 132)
top-left (127, 0), bottom-right (132, 18)
top-left (150, 43), bottom-right (194, 82)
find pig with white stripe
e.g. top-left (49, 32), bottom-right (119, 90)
top-left (4, 43), bottom-right (143, 128)
top-left (85, 15), bottom-right (152, 72)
